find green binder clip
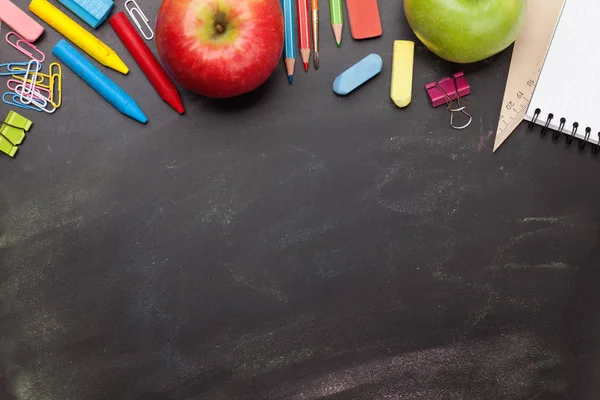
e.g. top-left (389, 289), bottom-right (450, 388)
top-left (0, 111), bottom-right (33, 157)
top-left (0, 124), bottom-right (25, 145)
top-left (4, 110), bottom-right (32, 131)
top-left (0, 135), bottom-right (18, 158)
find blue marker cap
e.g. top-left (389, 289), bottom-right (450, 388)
top-left (57, 0), bottom-right (114, 28)
top-left (333, 54), bottom-right (383, 96)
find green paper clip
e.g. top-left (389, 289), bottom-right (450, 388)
top-left (0, 135), bottom-right (18, 158)
top-left (0, 124), bottom-right (25, 145)
top-left (4, 110), bottom-right (33, 131)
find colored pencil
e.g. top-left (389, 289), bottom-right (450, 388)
top-left (297, 0), bottom-right (310, 71)
top-left (329, 0), bottom-right (343, 47)
top-left (310, 0), bottom-right (319, 69)
top-left (283, 0), bottom-right (296, 83)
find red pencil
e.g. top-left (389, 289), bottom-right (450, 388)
top-left (296, 0), bottom-right (311, 71)
top-left (109, 12), bottom-right (184, 114)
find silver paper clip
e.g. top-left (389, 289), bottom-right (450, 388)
top-left (5, 31), bottom-right (46, 62)
top-left (125, 0), bottom-right (154, 40)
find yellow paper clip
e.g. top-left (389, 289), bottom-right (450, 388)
top-left (12, 70), bottom-right (51, 88)
top-left (49, 62), bottom-right (62, 108)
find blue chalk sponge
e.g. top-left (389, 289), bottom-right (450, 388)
top-left (57, 0), bottom-right (114, 28)
top-left (333, 53), bottom-right (383, 96)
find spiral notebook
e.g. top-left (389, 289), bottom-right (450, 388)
top-left (525, 0), bottom-right (600, 149)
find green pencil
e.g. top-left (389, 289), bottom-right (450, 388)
top-left (329, 0), bottom-right (343, 46)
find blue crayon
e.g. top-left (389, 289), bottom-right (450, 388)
top-left (282, 0), bottom-right (296, 83)
top-left (52, 40), bottom-right (147, 123)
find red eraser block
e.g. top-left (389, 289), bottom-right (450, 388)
top-left (346, 0), bottom-right (382, 40)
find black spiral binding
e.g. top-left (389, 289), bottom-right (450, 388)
top-left (529, 109), bottom-right (600, 155)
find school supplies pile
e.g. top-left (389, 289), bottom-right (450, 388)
top-left (1, 58), bottom-right (62, 113)
top-left (0, 0), bottom-right (479, 159)
top-left (0, 0), bottom-right (183, 133)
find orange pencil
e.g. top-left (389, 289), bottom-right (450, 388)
top-left (297, 0), bottom-right (311, 71)
top-left (310, 0), bottom-right (319, 69)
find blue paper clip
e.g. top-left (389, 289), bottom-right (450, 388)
top-left (0, 62), bottom-right (43, 76)
top-left (2, 92), bottom-right (43, 112)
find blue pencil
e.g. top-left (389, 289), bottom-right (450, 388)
top-left (283, 0), bottom-right (296, 83)
top-left (52, 40), bottom-right (147, 124)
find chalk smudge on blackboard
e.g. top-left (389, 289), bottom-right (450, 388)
top-left (258, 209), bottom-right (338, 251)
top-left (235, 333), bottom-right (565, 399)
top-left (232, 274), bottom-right (289, 303)
top-left (477, 118), bottom-right (494, 152)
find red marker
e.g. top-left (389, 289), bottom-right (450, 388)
top-left (109, 12), bottom-right (184, 114)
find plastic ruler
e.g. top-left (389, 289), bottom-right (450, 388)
top-left (493, 0), bottom-right (566, 152)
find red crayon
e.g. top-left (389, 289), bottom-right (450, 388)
top-left (109, 12), bottom-right (184, 114)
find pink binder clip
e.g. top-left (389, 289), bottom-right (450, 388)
top-left (425, 72), bottom-right (471, 108)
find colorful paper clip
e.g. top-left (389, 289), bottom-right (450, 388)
top-left (49, 62), bottom-right (62, 108)
top-left (425, 72), bottom-right (470, 108)
top-left (12, 69), bottom-right (51, 88)
top-left (7, 79), bottom-right (51, 100)
top-left (2, 92), bottom-right (44, 112)
top-left (14, 85), bottom-right (56, 114)
top-left (5, 31), bottom-right (46, 62)
top-left (0, 61), bottom-right (43, 76)
top-left (125, 0), bottom-right (154, 40)
top-left (18, 60), bottom-right (40, 102)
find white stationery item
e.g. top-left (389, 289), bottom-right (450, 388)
top-left (525, 0), bottom-right (600, 147)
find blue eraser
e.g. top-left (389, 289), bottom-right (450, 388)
top-left (57, 0), bottom-right (114, 28)
top-left (333, 54), bottom-right (383, 96)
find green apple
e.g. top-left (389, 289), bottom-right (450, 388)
top-left (404, 0), bottom-right (527, 63)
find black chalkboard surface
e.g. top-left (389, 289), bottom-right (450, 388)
top-left (1, 1), bottom-right (599, 399)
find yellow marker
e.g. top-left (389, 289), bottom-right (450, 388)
top-left (390, 40), bottom-right (414, 108)
top-left (29, 0), bottom-right (129, 74)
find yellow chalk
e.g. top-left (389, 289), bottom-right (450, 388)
top-left (390, 40), bottom-right (414, 108)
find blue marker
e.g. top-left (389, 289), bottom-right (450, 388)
top-left (282, 0), bottom-right (296, 83)
top-left (52, 40), bottom-right (147, 123)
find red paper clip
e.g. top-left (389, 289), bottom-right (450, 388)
top-left (425, 72), bottom-right (470, 108)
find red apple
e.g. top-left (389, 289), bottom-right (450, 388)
top-left (156, 0), bottom-right (284, 98)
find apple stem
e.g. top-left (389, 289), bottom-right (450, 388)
top-left (216, 23), bottom-right (225, 34)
